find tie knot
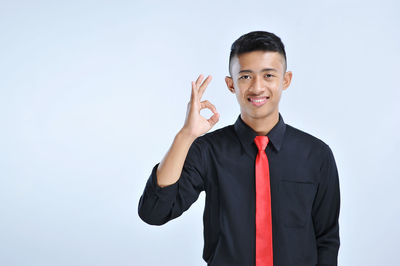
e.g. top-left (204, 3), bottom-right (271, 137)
top-left (254, 135), bottom-right (269, 151)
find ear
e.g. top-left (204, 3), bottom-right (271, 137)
top-left (225, 76), bottom-right (235, 94)
top-left (282, 71), bottom-right (293, 91)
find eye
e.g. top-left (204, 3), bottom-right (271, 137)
top-left (239, 75), bottom-right (251, 80)
top-left (265, 74), bottom-right (274, 78)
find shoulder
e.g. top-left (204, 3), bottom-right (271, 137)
top-left (193, 124), bottom-right (236, 148)
top-left (284, 123), bottom-right (332, 156)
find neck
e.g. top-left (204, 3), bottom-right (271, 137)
top-left (241, 110), bottom-right (279, 136)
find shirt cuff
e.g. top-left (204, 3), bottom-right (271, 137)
top-left (146, 162), bottom-right (179, 200)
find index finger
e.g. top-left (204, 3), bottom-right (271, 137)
top-left (198, 75), bottom-right (212, 99)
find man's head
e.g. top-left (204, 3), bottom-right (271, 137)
top-left (225, 31), bottom-right (292, 124)
top-left (228, 31), bottom-right (287, 76)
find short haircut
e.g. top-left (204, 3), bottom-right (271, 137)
top-left (229, 31), bottom-right (287, 75)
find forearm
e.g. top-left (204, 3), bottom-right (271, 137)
top-left (156, 128), bottom-right (197, 187)
top-left (138, 131), bottom-right (205, 226)
top-left (316, 226), bottom-right (340, 266)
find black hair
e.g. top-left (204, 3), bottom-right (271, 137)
top-left (229, 31), bottom-right (287, 75)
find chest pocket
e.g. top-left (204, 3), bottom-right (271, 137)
top-left (279, 180), bottom-right (317, 228)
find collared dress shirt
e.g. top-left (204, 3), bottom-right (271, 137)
top-left (138, 112), bottom-right (340, 266)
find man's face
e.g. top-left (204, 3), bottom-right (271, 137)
top-left (225, 50), bottom-right (292, 122)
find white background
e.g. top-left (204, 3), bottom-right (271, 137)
top-left (1, 0), bottom-right (399, 265)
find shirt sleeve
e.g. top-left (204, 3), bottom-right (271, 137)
top-left (312, 145), bottom-right (341, 266)
top-left (137, 137), bottom-right (206, 226)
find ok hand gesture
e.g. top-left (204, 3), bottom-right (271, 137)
top-left (182, 74), bottom-right (220, 138)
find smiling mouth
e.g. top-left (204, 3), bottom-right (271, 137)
top-left (248, 96), bottom-right (270, 106)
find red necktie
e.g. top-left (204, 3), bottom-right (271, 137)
top-left (254, 136), bottom-right (273, 266)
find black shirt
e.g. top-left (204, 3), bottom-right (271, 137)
top-left (138, 112), bottom-right (340, 266)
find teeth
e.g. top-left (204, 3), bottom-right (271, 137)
top-left (249, 97), bottom-right (268, 103)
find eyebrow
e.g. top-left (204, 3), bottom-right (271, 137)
top-left (238, 68), bottom-right (278, 74)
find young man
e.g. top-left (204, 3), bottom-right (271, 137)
top-left (138, 31), bottom-right (341, 266)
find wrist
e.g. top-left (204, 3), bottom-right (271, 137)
top-left (177, 127), bottom-right (198, 142)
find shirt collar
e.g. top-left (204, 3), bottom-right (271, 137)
top-left (234, 112), bottom-right (286, 155)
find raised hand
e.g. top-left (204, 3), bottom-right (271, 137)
top-left (182, 74), bottom-right (220, 138)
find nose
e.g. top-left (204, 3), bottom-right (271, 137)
top-left (249, 75), bottom-right (264, 94)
